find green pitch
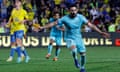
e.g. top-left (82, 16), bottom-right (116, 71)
top-left (0, 46), bottom-right (120, 72)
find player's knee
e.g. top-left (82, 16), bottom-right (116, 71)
top-left (50, 39), bottom-right (54, 43)
top-left (11, 42), bottom-right (16, 46)
top-left (71, 45), bottom-right (76, 49)
top-left (16, 39), bottom-right (22, 47)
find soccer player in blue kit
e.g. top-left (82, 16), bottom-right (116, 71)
top-left (40, 5), bottom-right (110, 72)
top-left (45, 12), bottom-right (64, 61)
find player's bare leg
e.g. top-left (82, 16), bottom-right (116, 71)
top-left (46, 39), bottom-right (54, 59)
top-left (16, 38), bottom-right (22, 63)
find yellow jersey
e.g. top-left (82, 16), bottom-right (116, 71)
top-left (10, 8), bottom-right (28, 32)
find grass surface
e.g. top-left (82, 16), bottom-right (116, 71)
top-left (0, 46), bottom-right (120, 72)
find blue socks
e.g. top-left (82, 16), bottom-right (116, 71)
top-left (16, 46), bottom-right (21, 57)
top-left (10, 48), bottom-right (16, 57)
top-left (80, 55), bottom-right (86, 69)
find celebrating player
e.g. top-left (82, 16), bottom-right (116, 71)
top-left (6, 0), bottom-right (30, 63)
top-left (45, 12), bottom-right (64, 61)
top-left (39, 5), bottom-right (110, 72)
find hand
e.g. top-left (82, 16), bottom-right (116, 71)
top-left (33, 28), bottom-right (40, 32)
top-left (39, 26), bottom-right (44, 30)
top-left (5, 23), bottom-right (11, 28)
top-left (100, 32), bottom-right (110, 38)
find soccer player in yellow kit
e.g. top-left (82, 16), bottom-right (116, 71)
top-left (6, 0), bottom-right (30, 63)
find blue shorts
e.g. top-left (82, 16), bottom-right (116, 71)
top-left (66, 39), bottom-right (86, 52)
top-left (50, 35), bottom-right (62, 46)
top-left (10, 34), bottom-right (15, 43)
top-left (10, 30), bottom-right (24, 42)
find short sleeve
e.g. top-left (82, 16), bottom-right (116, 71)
top-left (81, 15), bottom-right (88, 24)
top-left (59, 17), bottom-right (64, 25)
top-left (24, 10), bottom-right (28, 19)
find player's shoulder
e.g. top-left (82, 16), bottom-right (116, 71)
top-left (11, 8), bottom-right (16, 12)
top-left (60, 15), bottom-right (69, 20)
top-left (21, 8), bottom-right (27, 12)
top-left (77, 14), bottom-right (85, 18)
top-left (49, 17), bottom-right (55, 22)
top-left (49, 17), bottom-right (54, 21)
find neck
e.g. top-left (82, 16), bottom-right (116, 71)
top-left (16, 7), bottom-right (21, 10)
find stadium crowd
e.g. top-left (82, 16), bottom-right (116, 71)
top-left (0, 0), bottom-right (120, 33)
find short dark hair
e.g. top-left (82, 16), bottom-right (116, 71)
top-left (17, 0), bottom-right (22, 2)
top-left (68, 4), bottom-right (77, 9)
top-left (53, 11), bottom-right (61, 16)
top-left (13, 0), bottom-right (22, 3)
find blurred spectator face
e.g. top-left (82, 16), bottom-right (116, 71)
top-left (69, 6), bottom-right (78, 18)
top-left (15, 0), bottom-right (22, 9)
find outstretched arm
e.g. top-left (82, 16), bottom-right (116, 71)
top-left (87, 22), bottom-right (110, 38)
top-left (40, 21), bottom-right (58, 29)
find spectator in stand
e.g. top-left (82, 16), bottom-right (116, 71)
top-left (90, 7), bottom-right (99, 21)
top-left (0, 0), bottom-right (8, 19)
top-left (1, 18), bottom-right (8, 32)
top-left (45, 7), bottom-right (51, 18)
top-left (54, 0), bottom-right (62, 7)
top-left (101, 5), bottom-right (109, 17)
top-left (115, 13), bottom-right (120, 26)
top-left (0, 23), bottom-right (5, 33)
top-left (116, 20), bottom-right (120, 32)
top-left (108, 22), bottom-right (116, 32)
top-left (41, 16), bottom-right (49, 32)
top-left (27, 8), bottom-right (35, 21)
top-left (90, 0), bottom-right (98, 8)
top-left (109, 8), bottom-right (116, 23)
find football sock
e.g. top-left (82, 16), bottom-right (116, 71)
top-left (48, 45), bottom-right (53, 55)
top-left (55, 48), bottom-right (61, 58)
top-left (21, 47), bottom-right (28, 56)
top-left (71, 48), bottom-right (77, 60)
top-left (80, 55), bottom-right (86, 69)
top-left (10, 47), bottom-right (16, 57)
top-left (16, 46), bottom-right (21, 57)
top-left (22, 49), bottom-right (28, 56)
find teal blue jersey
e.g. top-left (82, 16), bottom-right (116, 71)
top-left (59, 14), bottom-right (88, 52)
top-left (59, 14), bottom-right (88, 40)
top-left (49, 18), bottom-right (63, 37)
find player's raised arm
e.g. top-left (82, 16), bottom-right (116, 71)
top-left (87, 22), bottom-right (110, 38)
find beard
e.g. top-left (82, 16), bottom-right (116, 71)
top-left (69, 13), bottom-right (77, 18)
